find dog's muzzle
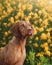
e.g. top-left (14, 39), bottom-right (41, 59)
top-left (27, 28), bottom-right (34, 36)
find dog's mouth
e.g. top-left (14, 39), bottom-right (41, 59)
top-left (27, 30), bottom-right (34, 36)
top-left (28, 32), bottom-right (33, 36)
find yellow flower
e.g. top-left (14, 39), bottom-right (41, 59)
top-left (8, 30), bottom-right (11, 34)
top-left (7, 7), bottom-right (13, 14)
top-left (35, 36), bottom-right (39, 41)
top-left (36, 52), bottom-right (44, 57)
top-left (0, 28), bottom-right (2, 31)
top-left (22, 4), bottom-right (27, 11)
top-left (29, 12), bottom-right (34, 16)
top-left (37, 63), bottom-right (41, 65)
top-left (7, 23), bottom-right (11, 27)
top-left (15, 15), bottom-right (18, 20)
top-left (38, 10), bottom-right (42, 15)
top-left (34, 28), bottom-right (37, 35)
top-left (35, 27), bottom-right (39, 30)
top-left (47, 28), bottom-right (52, 32)
top-left (36, 53), bottom-right (40, 57)
top-left (28, 15), bottom-right (31, 19)
top-left (47, 39), bottom-right (51, 43)
top-left (0, 11), bottom-right (2, 15)
top-left (4, 32), bottom-right (8, 36)
top-left (10, 17), bottom-right (14, 23)
top-left (50, 44), bottom-right (52, 47)
top-left (3, 10), bottom-right (8, 16)
top-left (2, 42), bottom-right (6, 45)
top-left (44, 46), bottom-right (49, 51)
top-left (29, 40), bottom-right (32, 43)
top-left (40, 42), bottom-right (48, 48)
top-left (25, 16), bottom-right (29, 21)
top-left (27, 4), bottom-right (33, 11)
top-left (44, 42), bottom-right (48, 46)
top-left (3, 23), bottom-right (7, 26)
top-left (49, 16), bottom-right (52, 21)
top-left (39, 18), bottom-right (42, 22)
top-left (11, 1), bottom-right (16, 5)
top-left (17, 11), bottom-right (24, 18)
top-left (46, 32), bottom-right (50, 38)
top-left (0, 47), bottom-right (4, 50)
top-left (45, 51), bottom-right (51, 56)
top-left (30, 36), bottom-right (34, 39)
top-left (32, 25), bottom-right (34, 29)
top-left (39, 27), bottom-right (44, 32)
top-left (42, 9), bottom-right (46, 15)
top-left (17, 0), bottom-right (21, 2)
top-left (43, 19), bottom-right (48, 26)
top-left (33, 43), bottom-right (38, 47)
top-left (33, 13), bottom-right (39, 19)
top-left (44, 14), bottom-right (48, 19)
top-left (40, 33), bottom-right (47, 40)
top-left (0, 3), bottom-right (3, 8)
top-left (18, 3), bottom-right (22, 9)
top-left (1, 15), bottom-right (5, 19)
top-left (7, 3), bottom-right (10, 7)
top-left (34, 20), bottom-right (38, 24)
top-left (40, 44), bottom-right (44, 48)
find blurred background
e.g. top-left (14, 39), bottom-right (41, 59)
top-left (0, 0), bottom-right (52, 65)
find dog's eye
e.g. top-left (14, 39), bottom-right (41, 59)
top-left (21, 24), bottom-right (25, 27)
top-left (20, 24), bottom-right (25, 31)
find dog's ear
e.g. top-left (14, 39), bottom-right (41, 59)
top-left (11, 22), bottom-right (20, 37)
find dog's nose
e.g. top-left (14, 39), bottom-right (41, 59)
top-left (28, 27), bottom-right (32, 31)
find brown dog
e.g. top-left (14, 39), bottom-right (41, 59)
top-left (0, 21), bottom-right (34, 65)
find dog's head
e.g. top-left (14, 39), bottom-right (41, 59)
top-left (11, 21), bottom-right (34, 38)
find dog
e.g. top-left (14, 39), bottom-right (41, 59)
top-left (0, 21), bottom-right (34, 65)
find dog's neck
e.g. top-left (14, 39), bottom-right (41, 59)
top-left (14, 36), bottom-right (27, 47)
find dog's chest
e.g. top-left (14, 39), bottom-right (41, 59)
top-left (14, 47), bottom-right (26, 64)
top-left (15, 47), bottom-right (26, 57)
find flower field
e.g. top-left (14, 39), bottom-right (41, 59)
top-left (0, 0), bottom-right (52, 65)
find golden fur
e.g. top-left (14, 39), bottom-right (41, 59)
top-left (0, 21), bottom-right (34, 65)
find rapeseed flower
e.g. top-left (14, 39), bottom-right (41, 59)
top-left (33, 43), bottom-right (38, 47)
top-left (40, 33), bottom-right (47, 40)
